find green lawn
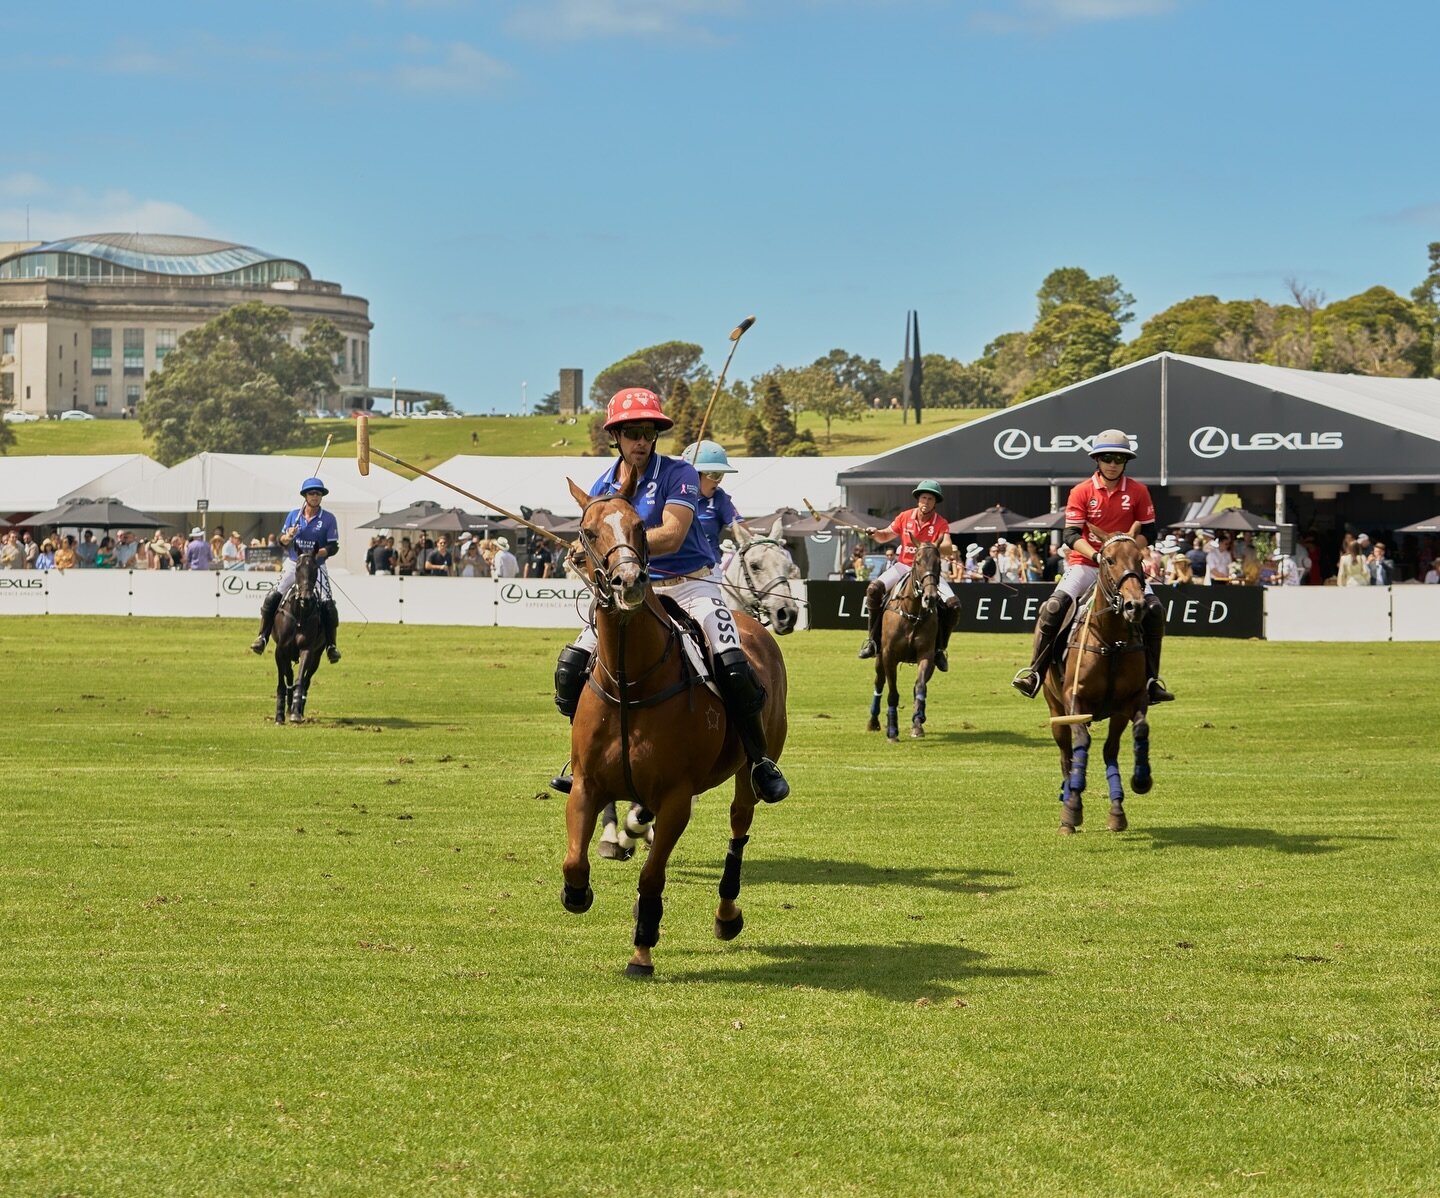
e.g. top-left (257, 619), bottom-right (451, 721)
top-left (4, 408), bottom-right (988, 474)
top-left (2, 622), bottom-right (1436, 1196)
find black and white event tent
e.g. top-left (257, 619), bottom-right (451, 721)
top-left (837, 353), bottom-right (1440, 536)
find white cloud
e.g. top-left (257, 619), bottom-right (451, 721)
top-left (0, 181), bottom-right (213, 242)
top-left (1387, 201), bottom-right (1440, 226)
top-left (506, 0), bottom-right (743, 42)
top-left (390, 39), bottom-right (512, 93)
top-left (972, 0), bottom-right (1176, 32)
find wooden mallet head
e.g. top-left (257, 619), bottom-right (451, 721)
top-left (730, 315), bottom-right (756, 342)
top-left (356, 414), bottom-right (370, 476)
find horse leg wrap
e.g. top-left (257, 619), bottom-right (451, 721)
top-left (870, 690), bottom-right (882, 721)
top-left (913, 691), bottom-right (926, 726)
top-left (1106, 761), bottom-right (1124, 801)
top-left (553, 644), bottom-right (592, 721)
top-left (1068, 741), bottom-right (1089, 795)
top-left (719, 835), bottom-right (749, 901)
top-left (633, 894), bottom-right (663, 948)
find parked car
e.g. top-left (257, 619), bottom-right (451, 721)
top-left (59, 410), bottom-right (97, 421)
top-left (2, 410), bottom-right (41, 423)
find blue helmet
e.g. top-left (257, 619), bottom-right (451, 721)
top-left (681, 439), bottom-right (738, 474)
top-left (299, 476), bottom-right (329, 496)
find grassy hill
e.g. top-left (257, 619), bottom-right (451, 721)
top-left (3, 408), bottom-right (993, 475)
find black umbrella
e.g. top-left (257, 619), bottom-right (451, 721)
top-left (1394, 514), bottom-right (1440, 534)
top-left (948, 504), bottom-right (1036, 536)
top-left (746, 507), bottom-right (836, 537)
top-left (1012, 510), bottom-right (1069, 532)
top-left (19, 496), bottom-right (164, 531)
top-left (359, 500), bottom-right (445, 530)
top-left (1172, 507), bottom-right (1281, 534)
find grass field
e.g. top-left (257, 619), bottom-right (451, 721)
top-left (3, 408), bottom-right (985, 474)
top-left (2, 620), bottom-right (1438, 1196)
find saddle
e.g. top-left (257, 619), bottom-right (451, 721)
top-left (655, 593), bottom-right (723, 698)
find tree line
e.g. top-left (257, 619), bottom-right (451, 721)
top-left (11, 245), bottom-right (1432, 463)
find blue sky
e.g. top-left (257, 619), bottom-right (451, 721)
top-left (4, 0), bottom-right (1435, 413)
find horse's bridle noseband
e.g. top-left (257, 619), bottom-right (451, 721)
top-left (576, 519), bottom-right (649, 610)
top-left (731, 538), bottom-right (799, 619)
top-left (1095, 534), bottom-right (1144, 615)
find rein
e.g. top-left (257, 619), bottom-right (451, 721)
top-left (884, 549), bottom-right (941, 626)
top-left (729, 538), bottom-right (803, 623)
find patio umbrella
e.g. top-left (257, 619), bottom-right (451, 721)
top-left (947, 504), bottom-right (1036, 536)
top-left (19, 496), bottom-right (164, 531)
top-left (745, 507), bottom-right (836, 538)
top-left (359, 500), bottom-right (446, 530)
top-left (1171, 507), bottom-right (1281, 534)
top-left (1012, 510), bottom-right (1069, 532)
top-left (1394, 514), bottom-right (1440, 534)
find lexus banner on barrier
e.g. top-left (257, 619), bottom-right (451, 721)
top-left (805, 581), bottom-right (1263, 639)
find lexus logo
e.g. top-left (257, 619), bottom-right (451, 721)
top-left (1189, 426), bottom-right (1344, 459)
top-left (221, 575), bottom-right (275, 594)
top-left (500, 583), bottom-right (591, 603)
top-left (993, 429), bottom-right (1137, 460)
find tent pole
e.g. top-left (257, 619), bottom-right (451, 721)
top-left (1275, 483), bottom-right (1288, 550)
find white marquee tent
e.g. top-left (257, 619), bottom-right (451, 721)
top-left (112, 452), bottom-right (409, 573)
top-left (0, 454), bottom-right (167, 519)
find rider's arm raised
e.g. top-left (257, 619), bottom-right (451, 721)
top-left (647, 503), bottom-right (695, 557)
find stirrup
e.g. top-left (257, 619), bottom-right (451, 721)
top-left (549, 763), bottom-right (573, 794)
top-left (326, 646), bottom-right (342, 664)
top-left (1147, 677), bottom-right (1175, 703)
top-left (250, 636), bottom-right (267, 654)
top-left (857, 638), bottom-right (877, 659)
top-left (1011, 667), bottom-right (1042, 699)
top-left (750, 758), bottom-right (789, 804)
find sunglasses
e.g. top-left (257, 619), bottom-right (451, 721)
top-left (701, 471), bottom-right (725, 482)
top-left (1094, 454), bottom-right (1128, 465)
top-left (619, 425), bottom-right (659, 442)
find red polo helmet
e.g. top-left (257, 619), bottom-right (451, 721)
top-left (603, 388), bottom-right (673, 432)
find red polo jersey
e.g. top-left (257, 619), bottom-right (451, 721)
top-left (888, 507), bottom-right (949, 566)
top-left (1064, 473), bottom-right (1155, 566)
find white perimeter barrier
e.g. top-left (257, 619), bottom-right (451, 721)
top-left (5, 570), bottom-right (1436, 639)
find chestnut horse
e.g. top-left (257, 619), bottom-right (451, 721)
top-left (559, 466), bottom-right (789, 976)
top-left (272, 551), bottom-right (325, 724)
top-left (1044, 534), bottom-right (1154, 834)
top-left (867, 541), bottom-right (942, 742)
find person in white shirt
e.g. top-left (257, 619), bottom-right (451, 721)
top-left (1203, 534), bottom-right (1233, 585)
top-left (491, 536), bottom-right (519, 578)
top-left (1424, 563), bottom-right (1440, 584)
top-left (1271, 550), bottom-right (1300, 586)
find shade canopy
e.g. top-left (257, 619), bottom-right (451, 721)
top-left (1393, 514), bottom-right (1440, 534)
top-left (947, 504), bottom-right (1036, 536)
top-left (1171, 507), bottom-right (1282, 533)
top-left (1012, 510), bottom-right (1069, 531)
top-left (19, 496), bottom-right (164, 530)
top-left (744, 507), bottom-right (836, 538)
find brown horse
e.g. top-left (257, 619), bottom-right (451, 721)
top-left (1043, 534), bottom-right (1154, 834)
top-left (866, 541), bottom-right (942, 742)
top-left (559, 466), bottom-right (789, 976)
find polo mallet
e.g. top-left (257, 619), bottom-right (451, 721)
top-left (803, 497), bottom-right (872, 536)
top-left (355, 415), bottom-right (570, 547)
top-left (692, 315), bottom-right (756, 448)
top-left (313, 433), bottom-right (334, 476)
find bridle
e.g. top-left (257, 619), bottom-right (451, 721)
top-left (890, 543), bottom-right (941, 622)
top-left (729, 537), bottom-right (801, 621)
top-left (1094, 534), bottom-right (1144, 617)
top-left (574, 518), bottom-right (649, 612)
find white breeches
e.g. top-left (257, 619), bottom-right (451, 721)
top-left (1055, 561), bottom-right (1154, 602)
top-left (276, 559), bottom-right (333, 601)
top-left (877, 560), bottom-right (955, 602)
top-left (573, 576), bottom-right (742, 656)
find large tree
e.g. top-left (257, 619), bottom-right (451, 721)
top-left (589, 341), bottom-right (705, 408)
top-left (1021, 303), bottom-right (1122, 400)
top-left (758, 375), bottom-right (796, 455)
top-left (138, 302), bottom-right (343, 464)
top-left (772, 363), bottom-right (867, 444)
top-left (1036, 266), bottom-right (1135, 326)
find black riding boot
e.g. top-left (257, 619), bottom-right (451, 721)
top-left (322, 599), bottom-right (342, 664)
top-left (857, 580), bottom-right (887, 658)
top-left (933, 601), bottom-right (958, 672)
top-left (1143, 594), bottom-right (1175, 703)
top-left (250, 589), bottom-right (282, 654)
top-left (1012, 590), bottom-right (1073, 698)
top-left (716, 647), bottom-right (789, 803)
top-left (550, 643), bottom-right (593, 793)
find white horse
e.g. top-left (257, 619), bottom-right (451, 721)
top-left (722, 519), bottom-right (802, 636)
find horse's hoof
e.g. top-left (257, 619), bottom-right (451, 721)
top-left (715, 911), bottom-right (745, 941)
top-left (1107, 804), bottom-right (1128, 832)
top-left (1058, 824), bottom-right (1077, 836)
top-left (624, 962), bottom-right (655, 978)
top-left (887, 734), bottom-right (899, 744)
top-left (560, 884), bottom-right (593, 914)
top-left (1131, 774), bottom-right (1153, 795)
top-left (866, 720), bottom-right (880, 732)
top-left (910, 725), bottom-right (924, 739)
top-left (597, 841), bottom-right (632, 862)
top-left (1059, 801), bottom-right (1083, 832)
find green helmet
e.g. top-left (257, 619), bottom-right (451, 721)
top-left (912, 479), bottom-right (943, 500)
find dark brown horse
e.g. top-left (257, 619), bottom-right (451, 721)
top-left (559, 465), bottom-right (789, 976)
top-left (1043, 534), bottom-right (1154, 834)
top-left (272, 552), bottom-right (326, 724)
top-left (867, 541), bottom-right (942, 742)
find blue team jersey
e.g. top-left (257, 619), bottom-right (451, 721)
top-left (282, 507), bottom-right (340, 561)
top-left (694, 488), bottom-right (740, 559)
top-left (590, 453), bottom-right (715, 579)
